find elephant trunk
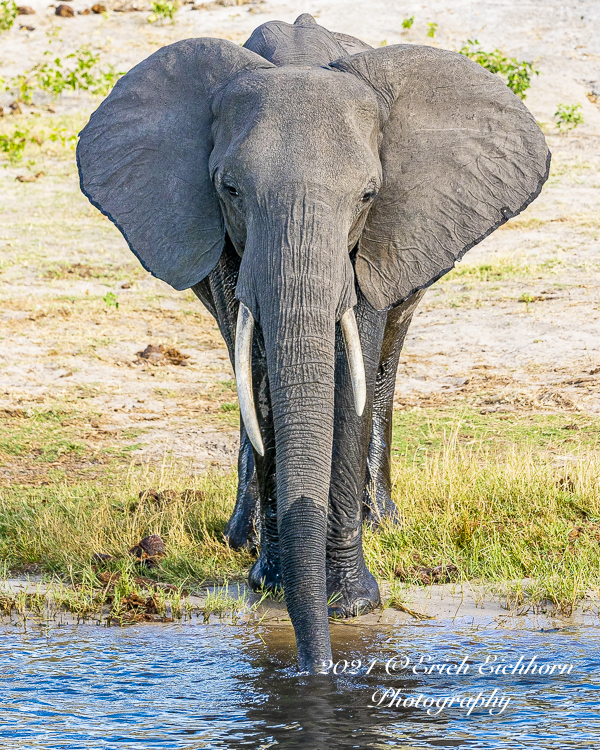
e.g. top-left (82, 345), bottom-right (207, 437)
top-left (235, 199), bottom-right (356, 672)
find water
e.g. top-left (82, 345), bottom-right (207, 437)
top-left (1, 618), bottom-right (599, 749)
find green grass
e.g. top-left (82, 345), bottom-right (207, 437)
top-left (1, 407), bottom-right (599, 619)
top-left (0, 408), bottom-right (142, 464)
top-left (365, 439), bottom-right (600, 615)
top-left (392, 408), bottom-right (600, 458)
top-left (442, 259), bottom-right (532, 283)
top-left (0, 464), bottom-right (253, 587)
top-left (0, 409), bottom-right (87, 462)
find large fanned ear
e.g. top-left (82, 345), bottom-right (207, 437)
top-left (77, 39), bottom-right (274, 291)
top-left (332, 45), bottom-right (551, 311)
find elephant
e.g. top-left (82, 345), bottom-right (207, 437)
top-left (77, 14), bottom-right (550, 673)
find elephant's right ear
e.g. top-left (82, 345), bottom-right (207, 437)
top-left (77, 39), bottom-right (274, 291)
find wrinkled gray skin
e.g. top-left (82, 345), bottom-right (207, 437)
top-left (76, 14), bottom-right (550, 672)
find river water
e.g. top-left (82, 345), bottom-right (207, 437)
top-left (1, 618), bottom-right (599, 749)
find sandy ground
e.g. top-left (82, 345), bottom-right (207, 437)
top-left (1, 0), bottom-right (599, 479)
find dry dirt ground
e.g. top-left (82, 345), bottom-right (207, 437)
top-left (1, 0), bottom-right (599, 486)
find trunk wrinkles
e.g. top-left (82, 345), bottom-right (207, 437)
top-left (235, 193), bottom-right (356, 670)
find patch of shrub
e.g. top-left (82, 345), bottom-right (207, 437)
top-left (148, 0), bottom-right (178, 23)
top-left (459, 39), bottom-right (539, 99)
top-left (0, 121), bottom-right (77, 165)
top-left (3, 45), bottom-right (124, 104)
top-left (554, 103), bottom-right (584, 131)
top-left (0, 0), bottom-right (17, 32)
top-left (0, 127), bottom-right (30, 165)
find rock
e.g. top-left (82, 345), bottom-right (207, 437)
top-left (136, 344), bottom-right (190, 366)
top-left (0, 107), bottom-right (4, 117)
top-left (55, 4), bottom-right (75, 15)
top-left (394, 563), bottom-right (460, 586)
top-left (78, 8), bottom-right (91, 13)
top-left (16, 172), bottom-right (44, 183)
top-left (9, 101), bottom-right (22, 115)
top-left (19, 23), bottom-right (35, 29)
top-left (181, 489), bottom-right (205, 503)
top-left (129, 534), bottom-right (166, 567)
top-left (91, 552), bottom-right (113, 564)
top-left (17, 5), bottom-right (35, 13)
top-left (91, 2), bottom-right (106, 11)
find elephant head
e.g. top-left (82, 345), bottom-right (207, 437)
top-left (77, 25), bottom-right (549, 672)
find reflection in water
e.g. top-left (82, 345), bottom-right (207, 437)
top-left (1, 619), bottom-right (598, 748)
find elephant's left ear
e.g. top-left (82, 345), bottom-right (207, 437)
top-left (332, 45), bottom-right (550, 311)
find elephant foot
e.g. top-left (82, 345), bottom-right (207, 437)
top-left (326, 565), bottom-right (380, 618)
top-left (248, 553), bottom-right (283, 593)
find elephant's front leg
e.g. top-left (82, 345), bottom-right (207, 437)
top-left (326, 294), bottom-right (387, 617)
top-left (363, 290), bottom-right (425, 525)
top-left (223, 422), bottom-right (260, 552)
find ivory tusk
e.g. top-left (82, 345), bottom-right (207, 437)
top-left (235, 303), bottom-right (265, 456)
top-left (340, 307), bottom-right (367, 417)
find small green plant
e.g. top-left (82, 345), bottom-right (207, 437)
top-left (148, 0), bottom-right (177, 23)
top-left (0, 127), bottom-right (30, 165)
top-left (49, 126), bottom-right (77, 148)
top-left (4, 45), bottom-right (124, 104)
top-left (220, 402), bottom-right (238, 412)
top-left (36, 47), bottom-right (123, 98)
top-left (103, 292), bottom-right (119, 310)
top-left (554, 103), bottom-right (584, 131)
top-left (202, 583), bottom-right (247, 622)
top-left (519, 292), bottom-right (535, 312)
top-left (459, 39), bottom-right (539, 99)
top-left (427, 22), bottom-right (438, 38)
top-left (0, 121), bottom-right (78, 165)
top-left (0, 0), bottom-right (17, 33)
top-left (402, 16), bottom-right (414, 29)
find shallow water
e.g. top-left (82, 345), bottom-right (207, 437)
top-left (2, 618), bottom-right (599, 749)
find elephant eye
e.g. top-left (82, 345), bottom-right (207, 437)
top-left (224, 183), bottom-right (239, 197)
top-left (361, 189), bottom-right (377, 203)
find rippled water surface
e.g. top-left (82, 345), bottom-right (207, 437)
top-left (2, 619), bottom-right (599, 749)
